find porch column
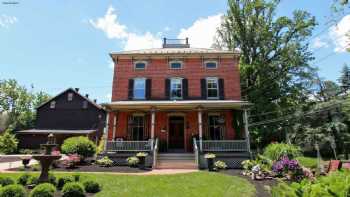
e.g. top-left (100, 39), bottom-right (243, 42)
top-left (150, 108), bottom-right (156, 140)
top-left (243, 109), bottom-right (251, 153)
top-left (103, 112), bottom-right (110, 152)
top-left (112, 112), bottom-right (118, 141)
top-left (197, 108), bottom-right (203, 151)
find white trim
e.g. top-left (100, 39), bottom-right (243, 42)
top-left (169, 60), bottom-right (183, 69)
top-left (206, 77), bottom-right (219, 99)
top-left (133, 60), bottom-right (147, 70)
top-left (170, 77), bottom-right (183, 100)
top-left (204, 60), bottom-right (218, 69)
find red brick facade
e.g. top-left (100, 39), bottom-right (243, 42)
top-left (107, 54), bottom-right (242, 152)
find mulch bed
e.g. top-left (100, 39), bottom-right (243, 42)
top-left (221, 169), bottom-right (277, 197)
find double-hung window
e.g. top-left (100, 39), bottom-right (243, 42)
top-left (207, 77), bottom-right (219, 99)
top-left (133, 78), bottom-right (146, 99)
top-left (170, 78), bottom-right (182, 99)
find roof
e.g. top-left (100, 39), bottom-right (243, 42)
top-left (110, 47), bottom-right (240, 56)
top-left (36, 88), bottom-right (105, 111)
top-left (103, 100), bottom-right (250, 111)
top-left (15, 129), bottom-right (96, 135)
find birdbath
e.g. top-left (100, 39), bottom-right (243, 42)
top-left (32, 133), bottom-right (61, 183)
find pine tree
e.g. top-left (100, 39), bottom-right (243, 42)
top-left (338, 64), bottom-right (350, 93)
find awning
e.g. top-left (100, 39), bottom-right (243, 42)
top-left (102, 100), bottom-right (250, 111)
top-left (16, 129), bottom-right (96, 135)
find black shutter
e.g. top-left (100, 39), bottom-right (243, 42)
top-left (200, 78), bottom-right (207, 99)
top-left (165, 78), bottom-right (170, 99)
top-left (182, 78), bottom-right (188, 99)
top-left (128, 79), bottom-right (134, 100)
top-left (146, 79), bottom-right (151, 100)
top-left (219, 78), bottom-right (225, 100)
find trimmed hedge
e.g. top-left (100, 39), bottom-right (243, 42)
top-left (83, 180), bottom-right (101, 193)
top-left (62, 182), bottom-right (85, 197)
top-left (17, 174), bottom-right (31, 186)
top-left (29, 183), bottom-right (56, 197)
top-left (57, 176), bottom-right (73, 190)
top-left (0, 177), bottom-right (14, 186)
top-left (0, 184), bottom-right (26, 197)
top-left (61, 137), bottom-right (96, 159)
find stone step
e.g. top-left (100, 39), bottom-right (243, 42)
top-left (156, 161), bottom-right (197, 169)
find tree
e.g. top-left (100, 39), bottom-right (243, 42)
top-left (338, 64), bottom-right (350, 93)
top-left (0, 129), bottom-right (18, 154)
top-left (311, 78), bottom-right (341, 102)
top-left (0, 79), bottom-right (50, 131)
top-left (216, 0), bottom-right (317, 146)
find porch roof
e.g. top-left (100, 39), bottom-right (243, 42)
top-left (102, 100), bottom-right (250, 111)
top-left (16, 129), bottom-right (96, 135)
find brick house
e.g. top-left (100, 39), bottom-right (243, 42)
top-left (102, 39), bottom-right (251, 168)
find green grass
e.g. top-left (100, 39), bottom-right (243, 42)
top-left (0, 172), bottom-right (256, 197)
top-left (296, 156), bottom-right (319, 169)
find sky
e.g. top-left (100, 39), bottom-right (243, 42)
top-left (0, 0), bottom-right (349, 103)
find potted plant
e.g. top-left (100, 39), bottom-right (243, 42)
top-left (136, 152), bottom-right (148, 169)
top-left (204, 153), bottom-right (216, 171)
top-left (126, 156), bottom-right (139, 168)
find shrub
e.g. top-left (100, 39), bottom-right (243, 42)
top-left (28, 176), bottom-right (39, 185)
top-left (29, 183), bottom-right (56, 197)
top-left (214, 160), bottom-right (227, 169)
top-left (263, 143), bottom-right (301, 161)
top-left (96, 156), bottom-right (113, 167)
top-left (83, 180), bottom-right (101, 193)
top-left (48, 174), bottom-right (56, 186)
top-left (271, 170), bottom-right (350, 197)
top-left (241, 154), bottom-right (272, 172)
top-left (19, 149), bottom-right (33, 154)
top-left (62, 182), bottom-right (85, 197)
top-left (17, 174), bottom-right (31, 186)
top-left (0, 177), bottom-right (14, 186)
top-left (272, 156), bottom-right (303, 180)
top-left (73, 174), bottom-right (80, 182)
top-left (62, 154), bottom-right (80, 169)
top-left (57, 176), bottom-right (73, 190)
top-left (296, 156), bottom-right (318, 169)
top-left (61, 137), bottom-right (96, 160)
top-left (126, 156), bottom-right (139, 167)
top-left (0, 184), bottom-right (26, 197)
top-left (0, 131), bottom-right (18, 154)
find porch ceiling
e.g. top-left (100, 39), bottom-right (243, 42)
top-left (102, 100), bottom-right (250, 111)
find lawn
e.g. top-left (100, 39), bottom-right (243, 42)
top-left (0, 172), bottom-right (256, 197)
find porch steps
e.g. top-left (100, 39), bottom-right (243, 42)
top-left (155, 153), bottom-right (197, 169)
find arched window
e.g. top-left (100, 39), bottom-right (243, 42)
top-left (169, 60), bottom-right (183, 69)
top-left (205, 61), bottom-right (218, 69)
top-left (134, 61), bottom-right (147, 70)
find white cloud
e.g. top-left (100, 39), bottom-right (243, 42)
top-left (108, 61), bottom-right (114, 69)
top-left (89, 5), bottom-right (161, 50)
top-left (311, 37), bottom-right (329, 49)
top-left (106, 93), bottom-right (112, 100)
top-left (0, 15), bottom-right (18, 28)
top-left (177, 14), bottom-right (223, 48)
top-left (329, 15), bottom-right (350, 53)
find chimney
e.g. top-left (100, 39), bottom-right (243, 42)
top-left (75, 88), bottom-right (79, 92)
top-left (94, 99), bottom-right (97, 103)
top-left (85, 94), bottom-right (89, 98)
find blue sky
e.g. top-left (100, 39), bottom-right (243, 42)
top-left (0, 0), bottom-right (349, 103)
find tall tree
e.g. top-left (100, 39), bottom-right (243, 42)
top-left (216, 0), bottom-right (317, 146)
top-left (338, 64), bottom-right (350, 93)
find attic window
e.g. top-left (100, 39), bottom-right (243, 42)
top-left (83, 101), bottom-right (88, 109)
top-left (205, 61), bottom-right (218, 69)
top-left (50, 101), bottom-right (56, 109)
top-left (169, 61), bottom-right (183, 69)
top-left (68, 93), bottom-right (73, 101)
top-left (134, 61), bottom-right (146, 70)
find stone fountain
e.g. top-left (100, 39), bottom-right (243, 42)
top-left (32, 133), bottom-right (62, 182)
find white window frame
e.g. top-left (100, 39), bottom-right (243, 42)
top-left (67, 93), bottom-right (73, 101)
top-left (134, 61), bottom-right (147, 70)
top-left (206, 77), bottom-right (219, 99)
top-left (170, 77), bottom-right (183, 100)
top-left (133, 78), bottom-right (146, 100)
top-left (204, 60), bottom-right (218, 69)
top-left (169, 60), bottom-right (183, 69)
top-left (50, 101), bottom-right (56, 109)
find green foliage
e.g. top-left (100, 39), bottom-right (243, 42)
top-left (48, 174), bottom-right (56, 186)
top-left (0, 130), bottom-right (18, 154)
top-left (96, 156), bottom-right (113, 167)
top-left (61, 137), bottom-right (96, 159)
top-left (96, 135), bottom-right (105, 155)
top-left (57, 176), bottom-right (73, 190)
top-left (83, 180), bottom-right (101, 193)
top-left (0, 184), bottom-right (26, 197)
top-left (204, 153), bottom-right (216, 159)
top-left (62, 182), bottom-right (85, 197)
top-left (0, 177), bottom-right (14, 186)
top-left (17, 174), bottom-right (31, 186)
top-left (271, 170), bottom-right (350, 197)
top-left (242, 154), bottom-right (272, 172)
top-left (73, 174), bottom-right (80, 182)
top-left (296, 157), bottom-right (318, 169)
top-left (214, 161), bottom-right (227, 169)
top-left (263, 143), bottom-right (301, 160)
top-left (126, 156), bottom-right (139, 166)
top-left (28, 176), bottom-right (39, 185)
top-left (29, 183), bottom-right (56, 197)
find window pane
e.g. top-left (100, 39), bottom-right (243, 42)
top-left (170, 78), bottom-right (182, 99)
top-left (206, 62), bottom-right (217, 69)
top-left (135, 63), bottom-right (145, 69)
top-left (133, 79), bottom-right (145, 99)
top-left (170, 62), bottom-right (182, 69)
top-left (208, 89), bottom-right (218, 98)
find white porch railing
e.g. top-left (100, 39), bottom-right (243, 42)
top-left (106, 140), bottom-right (153, 152)
top-left (201, 140), bottom-right (248, 152)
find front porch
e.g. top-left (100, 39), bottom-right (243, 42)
top-left (101, 100), bottom-right (251, 168)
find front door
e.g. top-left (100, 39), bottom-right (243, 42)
top-left (168, 116), bottom-right (185, 151)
